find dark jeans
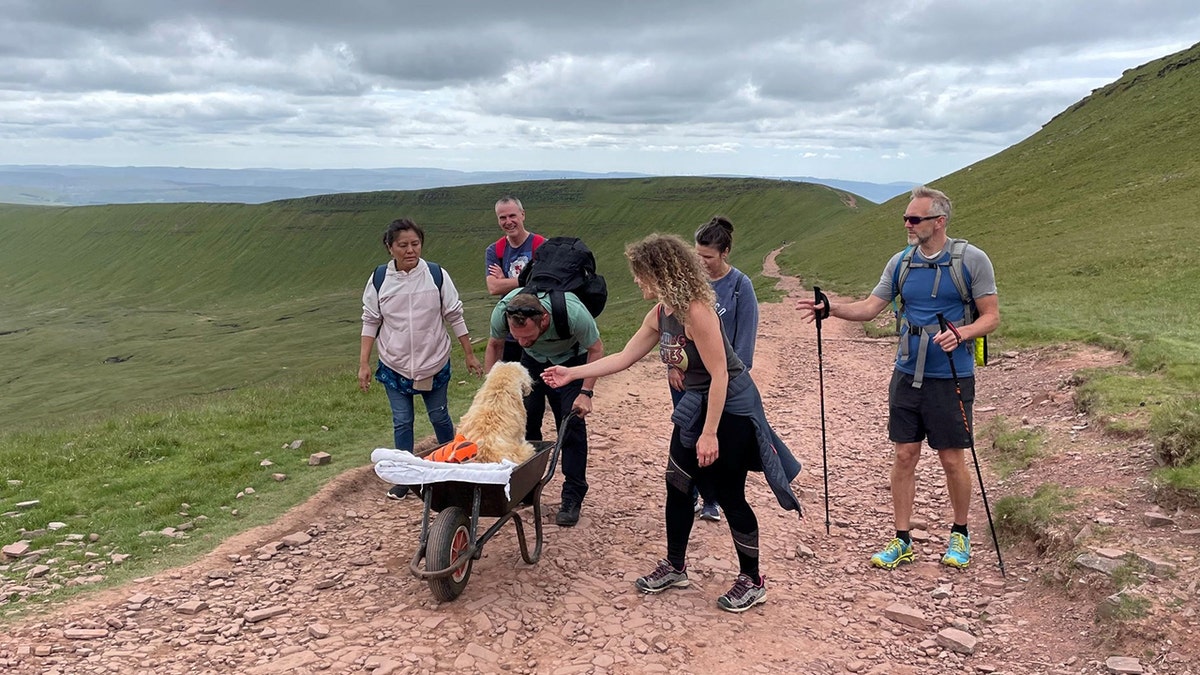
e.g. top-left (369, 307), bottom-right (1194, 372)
top-left (521, 351), bottom-right (589, 505)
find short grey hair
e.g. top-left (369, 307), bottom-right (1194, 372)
top-left (912, 185), bottom-right (952, 223)
top-left (495, 195), bottom-right (524, 210)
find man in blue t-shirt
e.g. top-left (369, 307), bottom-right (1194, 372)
top-left (797, 186), bottom-right (999, 572)
top-left (485, 196), bottom-right (544, 363)
top-left (485, 290), bottom-right (604, 528)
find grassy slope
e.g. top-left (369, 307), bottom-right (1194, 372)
top-left (0, 178), bottom-right (857, 432)
top-left (776, 42), bottom-right (1200, 432)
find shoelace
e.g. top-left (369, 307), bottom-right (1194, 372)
top-left (886, 539), bottom-right (907, 555)
top-left (647, 560), bottom-right (680, 581)
top-left (727, 574), bottom-right (755, 598)
top-left (949, 534), bottom-right (967, 553)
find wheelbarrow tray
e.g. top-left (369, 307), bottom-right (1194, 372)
top-left (422, 440), bottom-right (555, 516)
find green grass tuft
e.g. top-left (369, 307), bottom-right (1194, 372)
top-left (978, 415), bottom-right (1046, 478)
top-left (994, 483), bottom-right (1077, 548)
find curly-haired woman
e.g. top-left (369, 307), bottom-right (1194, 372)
top-left (542, 233), bottom-right (801, 613)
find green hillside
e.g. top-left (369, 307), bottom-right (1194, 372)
top-left (777, 42), bottom-right (1200, 433)
top-left (0, 177), bottom-right (858, 431)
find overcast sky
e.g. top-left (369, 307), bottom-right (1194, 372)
top-left (2, 1), bottom-right (1198, 184)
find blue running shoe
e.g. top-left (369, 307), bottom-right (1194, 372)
top-left (870, 537), bottom-right (914, 569)
top-left (941, 532), bottom-right (971, 569)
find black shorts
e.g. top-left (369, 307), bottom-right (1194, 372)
top-left (888, 370), bottom-right (974, 450)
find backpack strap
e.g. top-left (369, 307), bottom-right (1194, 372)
top-left (729, 272), bottom-right (744, 346)
top-left (549, 291), bottom-right (580, 356)
top-left (495, 233), bottom-right (543, 267)
top-left (372, 263), bottom-right (388, 294)
top-left (427, 261), bottom-right (445, 310)
top-left (892, 240), bottom-right (976, 388)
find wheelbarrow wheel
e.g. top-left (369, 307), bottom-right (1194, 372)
top-left (426, 506), bottom-right (473, 601)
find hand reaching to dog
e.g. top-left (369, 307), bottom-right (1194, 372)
top-left (540, 365), bottom-right (575, 389)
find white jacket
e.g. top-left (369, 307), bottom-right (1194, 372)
top-left (361, 259), bottom-right (470, 380)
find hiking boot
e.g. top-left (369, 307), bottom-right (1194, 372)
top-left (870, 537), bottom-right (914, 569)
top-left (699, 501), bottom-right (721, 522)
top-left (941, 532), bottom-right (971, 569)
top-left (717, 573), bottom-right (767, 613)
top-left (555, 501), bottom-right (581, 527)
top-left (634, 559), bottom-right (690, 594)
top-left (386, 485), bottom-right (409, 500)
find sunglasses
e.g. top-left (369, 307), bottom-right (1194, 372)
top-left (903, 215), bottom-right (942, 225)
top-left (504, 306), bottom-right (544, 319)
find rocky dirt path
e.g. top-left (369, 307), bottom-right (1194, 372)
top-left (2, 250), bottom-right (1197, 675)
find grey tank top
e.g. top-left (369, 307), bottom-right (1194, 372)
top-left (658, 305), bottom-right (745, 393)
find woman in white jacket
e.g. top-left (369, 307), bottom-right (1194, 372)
top-left (359, 218), bottom-right (484, 498)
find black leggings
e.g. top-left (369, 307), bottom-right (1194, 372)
top-left (665, 412), bottom-right (760, 579)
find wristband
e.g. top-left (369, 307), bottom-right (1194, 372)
top-left (579, 389), bottom-right (594, 398)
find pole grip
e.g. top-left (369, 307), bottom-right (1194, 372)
top-left (936, 313), bottom-right (948, 333)
top-left (814, 287), bottom-right (830, 322)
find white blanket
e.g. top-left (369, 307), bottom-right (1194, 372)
top-left (371, 448), bottom-right (519, 500)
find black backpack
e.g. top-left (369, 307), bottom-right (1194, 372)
top-left (518, 237), bottom-right (607, 339)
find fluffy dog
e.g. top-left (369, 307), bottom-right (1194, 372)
top-left (458, 362), bottom-right (536, 465)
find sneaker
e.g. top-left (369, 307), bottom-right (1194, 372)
top-left (555, 501), bottom-right (581, 527)
top-left (941, 532), bottom-right (971, 569)
top-left (717, 573), bottom-right (767, 613)
top-left (870, 537), bottom-right (915, 569)
top-left (635, 559), bottom-right (690, 594)
top-left (386, 485), bottom-right (409, 500)
top-left (699, 502), bottom-right (721, 522)
top-left (693, 495), bottom-right (702, 514)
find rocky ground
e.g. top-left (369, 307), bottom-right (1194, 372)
top-left (1, 250), bottom-right (1197, 675)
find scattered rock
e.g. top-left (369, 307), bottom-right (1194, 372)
top-left (308, 452), bottom-right (331, 466)
top-left (175, 600), bottom-right (208, 615)
top-left (1142, 512), bottom-right (1174, 528)
top-left (289, 439), bottom-right (304, 450)
top-left (272, 473), bottom-right (288, 481)
top-left (1074, 553), bottom-right (1122, 576)
top-left (281, 532), bottom-right (312, 547)
top-left (1105, 656), bottom-right (1144, 674)
top-left (2, 540), bottom-right (31, 558)
top-left (25, 565), bottom-right (51, 579)
top-left (936, 627), bottom-right (977, 655)
top-left (307, 622), bottom-right (330, 639)
top-left (64, 628), bottom-right (108, 640)
top-left (244, 606), bottom-right (289, 623)
top-left (883, 603), bottom-right (926, 629)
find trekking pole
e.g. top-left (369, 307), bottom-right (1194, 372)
top-left (936, 313), bottom-right (1006, 577)
top-left (814, 287), bottom-right (831, 535)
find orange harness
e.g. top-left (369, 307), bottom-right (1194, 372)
top-left (427, 434), bottom-right (479, 463)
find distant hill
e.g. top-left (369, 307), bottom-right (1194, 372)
top-left (0, 165), bottom-right (910, 206)
top-left (0, 177), bottom-right (860, 429)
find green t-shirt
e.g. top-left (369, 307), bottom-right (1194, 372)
top-left (489, 290), bottom-right (601, 365)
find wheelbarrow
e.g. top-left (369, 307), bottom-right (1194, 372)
top-left (409, 415), bottom-right (572, 601)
